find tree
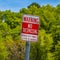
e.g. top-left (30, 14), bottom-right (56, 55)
top-left (28, 2), bottom-right (40, 8)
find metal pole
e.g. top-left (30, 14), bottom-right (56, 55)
top-left (25, 41), bottom-right (30, 60)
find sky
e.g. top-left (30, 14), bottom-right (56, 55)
top-left (0, 0), bottom-right (60, 12)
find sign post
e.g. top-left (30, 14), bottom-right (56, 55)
top-left (25, 41), bottom-right (30, 60)
top-left (21, 14), bottom-right (39, 60)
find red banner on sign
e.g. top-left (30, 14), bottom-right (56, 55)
top-left (22, 22), bottom-right (39, 35)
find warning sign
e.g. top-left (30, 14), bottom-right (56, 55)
top-left (21, 14), bottom-right (39, 41)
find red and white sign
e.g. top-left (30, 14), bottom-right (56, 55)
top-left (21, 14), bottom-right (39, 41)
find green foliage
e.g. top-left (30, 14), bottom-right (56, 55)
top-left (0, 42), bottom-right (8, 60)
top-left (28, 2), bottom-right (40, 8)
top-left (0, 3), bottom-right (60, 60)
top-left (0, 33), bottom-right (8, 60)
top-left (55, 41), bottom-right (60, 60)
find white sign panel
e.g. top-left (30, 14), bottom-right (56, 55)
top-left (21, 14), bottom-right (39, 41)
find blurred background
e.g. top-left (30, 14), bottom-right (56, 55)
top-left (0, 0), bottom-right (60, 60)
